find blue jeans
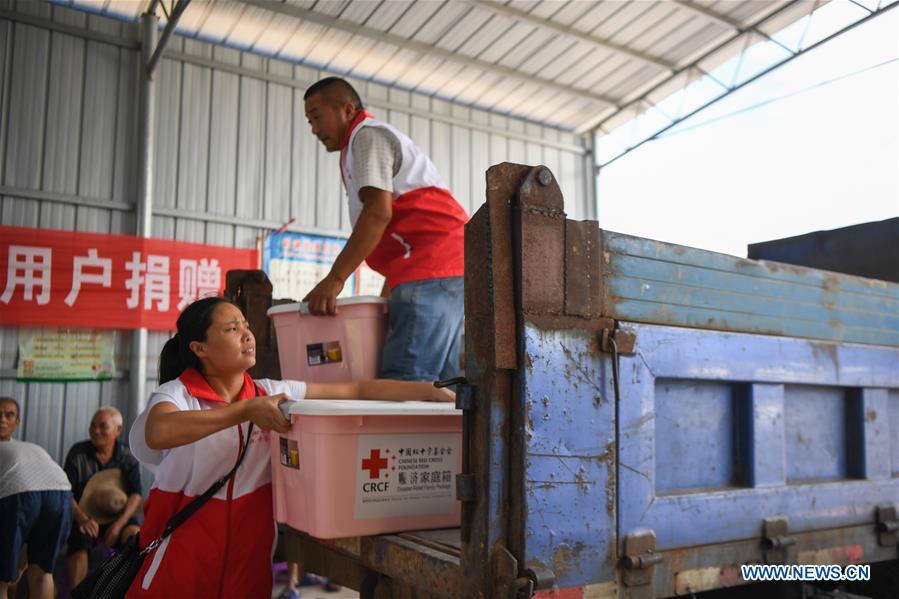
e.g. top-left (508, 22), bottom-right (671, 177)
top-left (379, 277), bottom-right (463, 382)
top-left (0, 490), bottom-right (72, 580)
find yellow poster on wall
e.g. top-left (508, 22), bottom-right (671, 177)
top-left (17, 327), bottom-right (116, 381)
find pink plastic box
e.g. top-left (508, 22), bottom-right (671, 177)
top-left (271, 400), bottom-right (462, 538)
top-left (267, 297), bottom-right (388, 383)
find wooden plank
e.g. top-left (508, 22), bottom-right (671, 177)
top-left (610, 299), bottom-right (897, 347)
top-left (605, 231), bottom-right (898, 300)
top-left (600, 230), bottom-right (899, 347)
top-left (609, 254), bottom-right (898, 318)
top-left (607, 270), bottom-right (898, 330)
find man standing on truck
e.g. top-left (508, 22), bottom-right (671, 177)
top-left (302, 77), bottom-right (467, 382)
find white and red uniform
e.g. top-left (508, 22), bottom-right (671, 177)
top-left (127, 368), bottom-right (306, 599)
top-left (340, 110), bottom-right (468, 289)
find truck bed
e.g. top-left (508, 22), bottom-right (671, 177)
top-left (244, 163), bottom-right (898, 599)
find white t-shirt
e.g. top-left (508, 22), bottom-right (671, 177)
top-left (129, 377), bottom-right (306, 499)
top-left (351, 126), bottom-right (402, 193)
top-left (0, 440), bottom-right (71, 500)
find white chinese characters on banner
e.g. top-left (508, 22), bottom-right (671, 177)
top-left (1, 247), bottom-right (223, 313)
top-left (0, 225), bottom-right (258, 331)
top-left (125, 253), bottom-right (170, 311)
top-left (1, 245), bottom-right (52, 306)
top-left (178, 258), bottom-right (222, 310)
top-left (65, 248), bottom-right (112, 306)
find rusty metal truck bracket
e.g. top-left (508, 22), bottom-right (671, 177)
top-left (622, 529), bottom-right (662, 591)
top-left (462, 163), bottom-right (528, 597)
top-left (600, 327), bottom-right (637, 355)
top-left (763, 517), bottom-right (798, 564)
top-left (278, 527), bottom-right (460, 598)
top-left (876, 505), bottom-right (899, 547)
top-left (463, 164), bottom-right (620, 597)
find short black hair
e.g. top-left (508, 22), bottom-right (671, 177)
top-left (0, 397), bottom-right (19, 419)
top-left (304, 77), bottom-right (363, 112)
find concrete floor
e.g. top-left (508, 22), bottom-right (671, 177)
top-left (271, 574), bottom-right (359, 599)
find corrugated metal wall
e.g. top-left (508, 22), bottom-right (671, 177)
top-left (0, 0), bottom-right (592, 462)
top-left (0, 1), bottom-right (140, 463)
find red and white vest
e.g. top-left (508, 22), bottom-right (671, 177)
top-left (340, 111), bottom-right (468, 289)
top-left (127, 369), bottom-right (307, 599)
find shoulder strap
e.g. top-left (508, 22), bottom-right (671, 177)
top-left (158, 383), bottom-right (260, 539)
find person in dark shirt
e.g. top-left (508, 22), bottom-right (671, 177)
top-left (63, 407), bottom-right (142, 591)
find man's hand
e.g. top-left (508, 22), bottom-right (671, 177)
top-left (303, 272), bottom-right (345, 315)
top-left (303, 187), bottom-right (392, 315)
top-left (102, 522), bottom-right (123, 547)
top-left (77, 513), bottom-right (100, 538)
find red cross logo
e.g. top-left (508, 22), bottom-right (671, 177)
top-left (362, 449), bottom-right (389, 479)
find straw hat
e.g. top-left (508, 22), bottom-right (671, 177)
top-left (79, 468), bottom-right (128, 525)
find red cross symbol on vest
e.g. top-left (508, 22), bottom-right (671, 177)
top-left (362, 449), bottom-right (389, 479)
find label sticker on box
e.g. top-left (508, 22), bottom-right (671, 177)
top-left (279, 436), bottom-right (300, 469)
top-left (355, 433), bottom-right (458, 519)
top-left (306, 341), bottom-right (342, 366)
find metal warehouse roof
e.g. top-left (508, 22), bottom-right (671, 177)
top-left (62, 0), bottom-right (895, 149)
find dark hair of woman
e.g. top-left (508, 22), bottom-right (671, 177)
top-left (158, 296), bottom-right (231, 384)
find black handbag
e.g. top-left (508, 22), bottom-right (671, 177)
top-left (72, 390), bottom-right (259, 599)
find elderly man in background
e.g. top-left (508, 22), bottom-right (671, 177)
top-left (64, 407), bottom-right (142, 591)
top-left (0, 396), bottom-right (73, 599)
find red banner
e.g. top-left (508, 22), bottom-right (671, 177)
top-left (0, 226), bottom-right (259, 331)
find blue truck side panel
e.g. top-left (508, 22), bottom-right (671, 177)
top-left (617, 322), bottom-right (898, 550)
top-left (891, 390), bottom-right (899, 476)
top-left (519, 319), bottom-right (899, 590)
top-left (602, 231), bottom-right (899, 347)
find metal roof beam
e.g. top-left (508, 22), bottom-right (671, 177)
top-left (468, 0), bottom-right (676, 73)
top-left (672, 0), bottom-right (744, 31)
top-left (146, 0), bottom-right (192, 74)
top-left (0, 6), bottom-right (138, 49)
top-left (672, 0), bottom-right (783, 45)
top-left (593, 1), bottom-right (897, 167)
top-left (241, 0), bottom-right (616, 107)
top-left (584, 0), bottom-right (803, 136)
top-left (165, 49), bottom-right (588, 153)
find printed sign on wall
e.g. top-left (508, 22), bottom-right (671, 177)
top-left (262, 231), bottom-right (385, 302)
top-left (0, 225), bottom-right (259, 331)
top-left (17, 327), bottom-right (117, 381)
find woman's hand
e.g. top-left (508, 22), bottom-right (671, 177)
top-left (244, 393), bottom-right (291, 433)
